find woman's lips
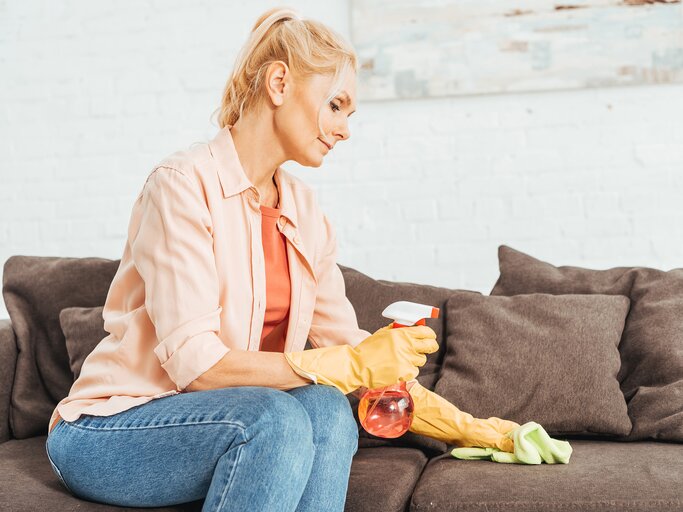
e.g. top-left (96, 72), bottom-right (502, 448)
top-left (318, 138), bottom-right (331, 150)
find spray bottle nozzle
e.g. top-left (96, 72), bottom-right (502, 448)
top-left (382, 300), bottom-right (440, 327)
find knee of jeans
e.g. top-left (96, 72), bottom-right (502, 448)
top-left (252, 388), bottom-right (314, 443)
top-left (308, 386), bottom-right (359, 447)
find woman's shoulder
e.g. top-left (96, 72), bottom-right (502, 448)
top-left (135, 139), bottom-right (218, 200)
top-left (152, 139), bottom-right (214, 180)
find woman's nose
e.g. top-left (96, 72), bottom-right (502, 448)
top-left (334, 121), bottom-right (350, 142)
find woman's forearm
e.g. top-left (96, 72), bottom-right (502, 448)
top-left (184, 349), bottom-right (312, 392)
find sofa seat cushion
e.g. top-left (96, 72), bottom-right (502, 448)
top-left (0, 437), bottom-right (427, 512)
top-left (410, 440), bottom-right (683, 512)
top-left (0, 436), bottom-right (203, 511)
top-left (346, 446), bottom-right (429, 512)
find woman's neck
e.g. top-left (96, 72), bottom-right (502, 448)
top-left (229, 119), bottom-right (286, 202)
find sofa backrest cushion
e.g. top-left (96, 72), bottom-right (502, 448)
top-left (490, 244), bottom-right (683, 442)
top-left (59, 306), bottom-right (107, 381)
top-left (435, 291), bottom-right (632, 439)
top-left (1, 255), bottom-right (120, 438)
top-left (0, 319), bottom-right (17, 444)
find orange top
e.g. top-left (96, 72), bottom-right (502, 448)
top-left (258, 202), bottom-right (291, 353)
top-left (47, 125), bottom-right (372, 435)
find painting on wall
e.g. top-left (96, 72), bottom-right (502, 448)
top-left (350, 0), bottom-right (683, 100)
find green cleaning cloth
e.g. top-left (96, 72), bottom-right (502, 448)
top-left (451, 421), bottom-right (572, 464)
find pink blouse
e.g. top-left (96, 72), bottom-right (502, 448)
top-left (48, 126), bottom-right (372, 434)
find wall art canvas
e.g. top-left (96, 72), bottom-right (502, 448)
top-left (350, 0), bottom-right (683, 99)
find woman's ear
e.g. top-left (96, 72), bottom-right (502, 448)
top-left (265, 60), bottom-right (290, 107)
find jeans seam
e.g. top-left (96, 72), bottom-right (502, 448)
top-left (214, 440), bottom-right (246, 511)
top-left (45, 437), bottom-right (76, 496)
top-left (62, 419), bottom-right (248, 432)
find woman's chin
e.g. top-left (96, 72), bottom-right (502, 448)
top-left (292, 149), bottom-right (325, 168)
top-left (304, 153), bottom-right (324, 167)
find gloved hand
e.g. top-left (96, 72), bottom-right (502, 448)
top-left (451, 421), bottom-right (573, 464)
top-left (284, 323), bottom-right (438, 395)
top-left (406, 380), bottom-right (520, 452)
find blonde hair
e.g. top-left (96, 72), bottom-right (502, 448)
top-left (211, 7), bottom-right (357, 140)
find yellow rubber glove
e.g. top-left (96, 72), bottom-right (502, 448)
top-left (284, 323), bottom-right (438, 395)
top-left (407, 380), bottom-right (520, 452)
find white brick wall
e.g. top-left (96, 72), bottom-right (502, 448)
top-left (1, 0), bottom-right (682, 320)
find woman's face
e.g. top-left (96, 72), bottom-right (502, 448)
top-left (271, 65), bottom-right (357, 167)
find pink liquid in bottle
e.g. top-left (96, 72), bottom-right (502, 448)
top-left (358, 381), bottom-right (414, 438)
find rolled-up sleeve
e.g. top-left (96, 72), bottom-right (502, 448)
top-left (307, 212), bottom-right (372, 350)
top-left (130, 166), bottom-right (230, 392)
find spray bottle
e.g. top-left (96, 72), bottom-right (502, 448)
top-left (358, 301), bottom-right (440, 438)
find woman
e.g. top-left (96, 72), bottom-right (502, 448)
top-left (45, 7), bottom-right (518, 511)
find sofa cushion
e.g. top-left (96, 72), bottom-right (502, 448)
top-left (345, 446), bottom-right (428, 512)
top-left (0, 435), bottom-right (202, 511)
top-left (490, 244), bottom-right (683, 442)
top-left (1, 256), bottom-right (120, 439)
top-left (410, 440), bottom-right (683, 512)
top-left (59, 306), bottom-right (107, 381)
top-left (435, 291), bottom-right (632, 437)
top-left (0, 319), bottom-right (17, 444)
top-left (0, 436), bottom-right (425, 512)
top-left (339, 264), bottom-right (470, 455)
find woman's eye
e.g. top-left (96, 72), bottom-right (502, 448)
top-left (330, 102), bottom-right (340, 112)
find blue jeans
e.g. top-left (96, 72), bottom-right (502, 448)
top-left (45, 385), bottom-right (359, 511)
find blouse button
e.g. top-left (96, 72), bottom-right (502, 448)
top-left (278, 217), bottom-right (286, 227)
top-left (294, 235), bottom-right (300, 244)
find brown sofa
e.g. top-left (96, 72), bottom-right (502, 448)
top-left (1, 245), bottom-right (682, 511)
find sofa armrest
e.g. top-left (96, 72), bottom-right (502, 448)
top-left (0, 319), bottom-right (17, 445)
